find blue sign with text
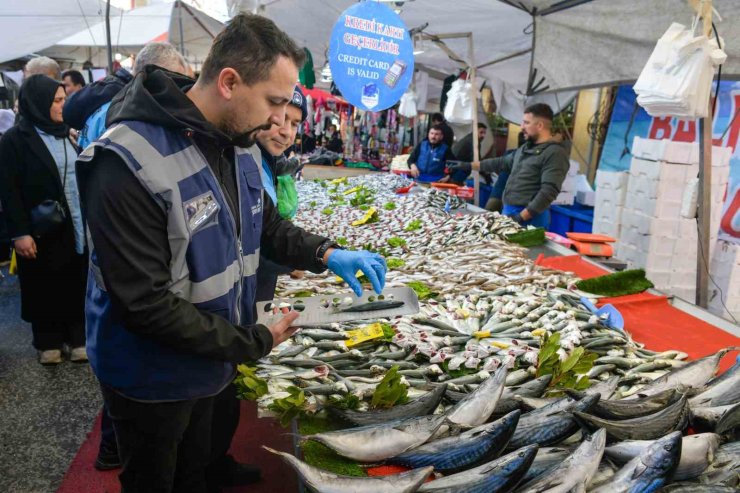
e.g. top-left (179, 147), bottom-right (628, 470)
top-left (329, 1), bottom-right (414, 111)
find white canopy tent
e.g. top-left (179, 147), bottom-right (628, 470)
top-left (42, 1), bottom-right (226, 68)
top-left (0, 0), bottom-right (119, 64)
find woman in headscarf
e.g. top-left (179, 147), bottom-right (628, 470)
top-left (0, 74), bottom-right (87, 365)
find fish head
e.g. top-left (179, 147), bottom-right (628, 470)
top-left (642, 431), bottom-right (683, 473)
top-left (574, 393), bottom-right (601, 412)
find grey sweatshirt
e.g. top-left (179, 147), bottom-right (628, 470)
top-left (479, 140), bottom-right (570, 215)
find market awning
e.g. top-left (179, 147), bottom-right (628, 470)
top-left (0, 0), bottom-right (119, 64)
top-left (45, 1), bottom-right (226, 66)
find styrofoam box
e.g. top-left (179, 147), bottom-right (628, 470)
top-left (645, 253), bottom-right (674, 272)
top-left (576, 189), bottom-right (596, 207)
top-left (560, 175), bottom-right (577, 192)
top-left (593, 220), bottom-right (620, 239)
top-left (596, 170), bottom-right (630, 193)
top-left (671, 286), bottom-right (697, 303)
top-left (553, 192), bottom-right (575, 206)
top-left (670, 270), bottom-right (697, 287)
top-left (646, 269), bottom-right (671, 289)
top-left (567, 160), bottom-right (581, 176)
top-left (595, 188), bottom-right (628, 210)
top-left (631, 137), bottom-right (699, 165)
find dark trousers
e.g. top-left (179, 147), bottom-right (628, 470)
top-left (102, 386), bottom-right (215, 493)
top-left (32, 320), bottom-right (85, 351)
top-left (206, 383), bottom-right (241, 491)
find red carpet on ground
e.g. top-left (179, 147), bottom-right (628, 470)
top-left (57, 401), bottom-right (297, 493)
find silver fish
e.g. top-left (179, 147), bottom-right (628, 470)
top-left (690, 360), bottom-right (740, 408)
top-left (566, 388), bottom-right (680, 420)
top-left (591, 431), bottom-right (682, 493)
top-left (514, 428), bottom-right (606, 493)
top-left (301, 414), bottom-right (447, 462)
top-left (446, 366), bottom-right (507, 427)
top-left (574, 395), bottom-right (689, 440)
top-left (328, 384), bottom-right (447, 426)
top-left (691, 402), bottom-right (740, 435)
top-left (417, 445), bottom-right (538, 493)
top-left (264, 446), bottom-right (433, 493)
top-left (605, 433), bottom-right (720, 481)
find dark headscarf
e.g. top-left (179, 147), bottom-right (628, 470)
top-left (19, 74), bottom-right (67, 138)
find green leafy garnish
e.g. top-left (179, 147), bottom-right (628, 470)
top-left (386, 258), bottom-right (406, 269)
top-left (404, 219), bottom-right (423, 231)
top-left (327, 393), bottom-right (361, 410)
top-left (234, 364), bottom-right (268, 401)
top-left (309, 200), bottom-right (317, 207)
top-left (405, 281), bottom-right (438, 301)
top-left (358, 204), bottom-right (371, 211)
top-left (370, 366), bottom-right (409, 409)
top-left (387, 237), bottom-right (407, 248)
top-left (336, 237), bottom-right (348, 247)
top-left (321, 207), bottom-right (334, 216)
top-left (536, 333), bottom-right (597, 391)
top-left (383, 201), bottom-right (397, 211)
top-left (268, 386), bottom-right (307, 427)
top-left (380, 322), bottom-right (396, 341)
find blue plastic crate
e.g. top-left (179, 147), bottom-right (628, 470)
top-left (549, 204), bottom-right (594, 236)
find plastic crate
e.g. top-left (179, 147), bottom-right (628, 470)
top-left (549, 204), bottom-right (594, 236)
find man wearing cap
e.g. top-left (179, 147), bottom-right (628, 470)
top-left (254, 85), bottom-right (307, 303)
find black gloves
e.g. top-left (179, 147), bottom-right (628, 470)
top-left (510, 212), bottom-right (525, 224)
top-left (275, 156), bottom-right (303, 177)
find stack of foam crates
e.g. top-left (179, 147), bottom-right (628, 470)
top-left (616, 137), bottom-right (731, 302)
top-left (592, 170), bottom-right (629, 240)
top-left (709, 240), bottom-right (740, 322)
top-left (553, 160), bottom-right (580, 206)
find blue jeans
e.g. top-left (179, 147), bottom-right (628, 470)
top-left (503, 204), bottom-right (551, 229)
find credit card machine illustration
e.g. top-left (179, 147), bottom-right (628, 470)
top-left (384, 60), bottom-right (407, 88)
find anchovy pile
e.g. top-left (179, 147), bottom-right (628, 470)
top-left (254, 173), bottom-right (740, 492)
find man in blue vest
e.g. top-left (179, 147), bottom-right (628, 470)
top-left (77, 13), bottom-right (386, 492)
top-left (407, 124), bottom-right (456, 183)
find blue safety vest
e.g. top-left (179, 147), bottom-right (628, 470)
top-left (415, 140), bottom-right (449, 182)
top-left (78, 120), bottom-right (264, 401)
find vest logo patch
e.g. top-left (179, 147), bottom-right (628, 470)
top-left (183, 191), bottom-right (220, 234)
top-left (251, 197), bottom-right (262, 216)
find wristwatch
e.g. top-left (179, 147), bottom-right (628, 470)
top-left (316, 240), bottom-right (341, 266)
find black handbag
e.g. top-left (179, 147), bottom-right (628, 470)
top-left (30, 139), bottom-right (69, 239)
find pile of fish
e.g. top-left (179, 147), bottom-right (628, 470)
top-left (264, 358), bottom-right (740, 492)
top-left (252, 173), bottom-right (740, 491)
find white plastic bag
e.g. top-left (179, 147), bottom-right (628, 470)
top-left (398, 90), bottom-right (418, 118)
top-left (444, 79), bottom-right (474, 124)
top-left (634, 22), bottom-right (726, 119)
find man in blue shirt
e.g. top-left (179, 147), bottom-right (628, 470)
top-left (406, 124), bottom-right (456, 183)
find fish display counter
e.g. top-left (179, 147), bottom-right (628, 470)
top-left (236, 174), bottom-right (740, 492)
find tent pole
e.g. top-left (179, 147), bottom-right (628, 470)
top-left (469, 33), bottom-right (480, 207)
top-left (105, 0), bottom-right (113, 73)
top-left (695, 0), bottom-right (713, 308)
top-left (177, 0), bottom-right (186, 55)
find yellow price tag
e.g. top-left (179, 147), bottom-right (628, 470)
top-left (351, 207), bottom-right (378, 227)
top-left (531, 328), bottom-right (546, 337)
top-left (343, 186), bottom-right (361, 195)
top-left (330, 177), bottom-right (348, 185)
top-left (345, 323), bottom-right (385, 347)
top-left (472, 331), bottom-right (491, 339)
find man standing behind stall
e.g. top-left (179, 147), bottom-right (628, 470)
top-left (77, 13), bottom-right (386, 492)
top-left (448, 104), bottom-right (569, 228)
top-left (450, 122), bottom-right (487, 185)
top-left (407, 124), bottom-right (456, 183)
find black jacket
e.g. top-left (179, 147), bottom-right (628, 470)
top-left (78, 67), bottom-right (330, 364)
top-left (63, 69), bottom-right (132, 130)
top-left (0, 119), bottom-right (84, 321)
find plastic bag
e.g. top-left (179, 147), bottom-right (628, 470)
top-left (444, 79), bottom-right (474, 124)
top-left (277, 175), bottom-right (299, 219)
top-left (398, 90), bottom-right (417, 117)
top-left (634, 22), bottom-right (726, 118)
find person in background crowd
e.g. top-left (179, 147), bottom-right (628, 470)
top-left (449, 122), bottom-right (487, 185)
top-left (24, 57), bottom-right (61, 80)
top-left (448, 103), bottom-right (569, 228)
top-left (65, 42), bottom-right (188, 151)
top-left (324, 123), bottom-right (343, 153)
top-left (255, 85), bottom-right (307, 304)
top-left (0, 109), bottom-right (16, 262)
top-left (63, 42), bottom-right (190, 473)
top-left (430, 112), bottom-right (454, 147)
top-left (61, 70), bottom-right (86, 96)
top-left (407, 124), bottom-right (456, 183)
top-left (0, 75), bottom-right (87, 365)
top-left (77, 14), bottom-right (386, 492)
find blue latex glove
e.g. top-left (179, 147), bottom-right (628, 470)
top-left (327, 250), bottom-right (387, 296)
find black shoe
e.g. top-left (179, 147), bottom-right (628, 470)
top-left (215, 455), bottom-right (261, 487)
top-left (94, 442), bottom-right (121, 471)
